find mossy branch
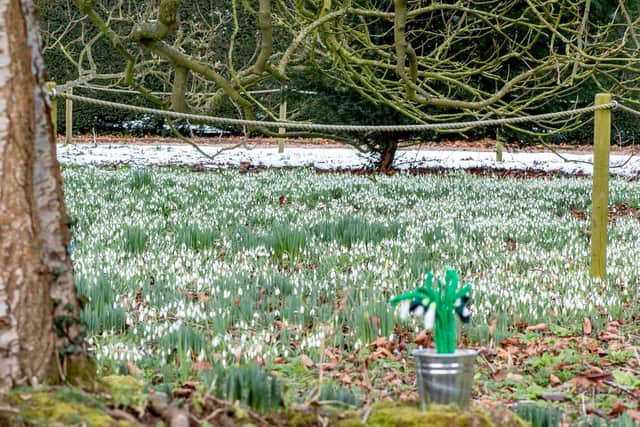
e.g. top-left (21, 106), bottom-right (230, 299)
top-left (130, 0), bottom-right (180, 41)
top-left (252, 0), bottom-right (273, 75)
top-left (171, 66), bottom-right (189, 113)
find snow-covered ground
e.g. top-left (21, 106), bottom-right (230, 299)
top-left (57, 143), bottom-right (640, 178)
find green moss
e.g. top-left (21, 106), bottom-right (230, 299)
top-left (100, 374), bottom-right (143, 392)
top-left (336, 402), bottom-right (530, 427)
top-left (158, 0), bottom-right (180, 26)
top-left (99, 375), bottom-right (147, 409)
top-left (64, 355), bottom-right (98, 388)
top-left (287, 409), bottom-right (319, 426)
top-left (7, 390), bottom-right (136, 427)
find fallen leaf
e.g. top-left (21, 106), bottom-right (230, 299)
top-left (584, 339), bottom-right (600, 352)
top-left (608, 321), bottom-right (621, 329)
top-left (197, 292), bottom-right (210, 303)
top-left (583, 317), bottom-right (592, 335)
top-left (373, 336), bottom-right (388, 348)
top-left (192, 360), bottom-right (213, 373)
top-left (125, 360), bottom-right (143, 377)
top-left (586, 406), bottom-right (606, 418)
top-left (491, 370), bottom-right (507, 381)
top-left (496, 348), bottom-right (509, 360)
top-left (323, 348), bottom-right (339, 363)
top-left (550, 374), bottom-right (561, 386)
top-left (505, 373), bottom-right (524, 382)
top-left (582, 366), bottom-right (604, 378)
top-left (373, 347), bottom-right (396, 360)
top-left (317, 362), bottom-right (337, 371)
top-left (526, 323), bottom-right (548, 332)
top-left (504, 345), bottom-right (520, 355)
top-left (172, 387), bottom-right (193, 399)
top-left (414, 329), bottom-right (431, 347)
top-left (18, 394), bottom-right (32, 401)
top-left (567, 376), bottom-right (595, 390)
top-left (301, 354), bottom-right (314, 369)
top-left (182, 380), bottom-right (202, 390)
top-left (340, 373), bottom-right (352, 384)
top-left (501, 337), bottom-right (522, 346)
top-left (608, 341), bottom-right (623, 352)
top-left (610, 402), bottom-right (628, 416)
top-left (598, 331), bottom-right (623, 341)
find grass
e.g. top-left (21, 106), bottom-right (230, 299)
top-left (312, 216), bottom-right (401, 248)
top-left (174, 223), bottom-right (217, 251)
top-left (76, 274), bottom-right (126, 334)
top-left (61, 166), bottom-right (640, 417)
top-left (267, 223), bottom-right (308, 259)
top-left (201, 362), bottom-right (283, 413)
top-left (514, 403), bottom-right (563, 427)
top-left (122, 225), bottom-right (148, 254)
top-left (129, 169), bottom-right (153, 189)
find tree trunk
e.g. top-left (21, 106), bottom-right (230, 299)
top-left (0, 0), bottom-right (85, 391)
top-left (378, 141), bottom-right (398, 174)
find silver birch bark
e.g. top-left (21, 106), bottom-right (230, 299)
top-left (0, 0), bottom-right (85, 391)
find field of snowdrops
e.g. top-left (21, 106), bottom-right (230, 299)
top-left (62, 166), bottom-right (640, 402)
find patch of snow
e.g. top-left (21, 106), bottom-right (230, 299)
top-left (56, 143), bottom-right (640, 178)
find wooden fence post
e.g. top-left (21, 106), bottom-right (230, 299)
top-left (45, 82), bottom-right (57, 138)
top-left (278, 85), bottom-right (287, 154)
top-left (496, 126), bottom-right (504, 162)
top-left (589, 93), bottom-right (612, 280)
top-left (65, 85), bottom-right (73, 144)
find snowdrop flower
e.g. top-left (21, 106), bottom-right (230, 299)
top-left (423, 303), bottom-right (436, 330)
top-left (397, 299), bottom-right (411, 320)
top-left (454, 295), bottom-right (471, 323)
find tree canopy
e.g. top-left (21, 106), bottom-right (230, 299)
top-left (39, 0), bottom-right (640, 169)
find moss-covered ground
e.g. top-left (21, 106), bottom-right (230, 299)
top-left (2, 383), bottom-right (531, 427)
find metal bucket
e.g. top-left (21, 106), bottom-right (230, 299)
top-left (412, 348), bottom-right (478, 410)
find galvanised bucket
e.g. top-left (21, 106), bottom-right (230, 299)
top-left (412, 348), bottom-right (478, 410)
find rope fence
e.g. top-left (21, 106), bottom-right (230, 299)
top-left (49, 91), bottom-right (616, 133)
top-left (614, 103), bottom-right (640, 119)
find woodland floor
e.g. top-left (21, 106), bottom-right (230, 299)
top-left (7, 314), bottom-right (640, 426)
top-left (16, 136), bottom-right (638, 426)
